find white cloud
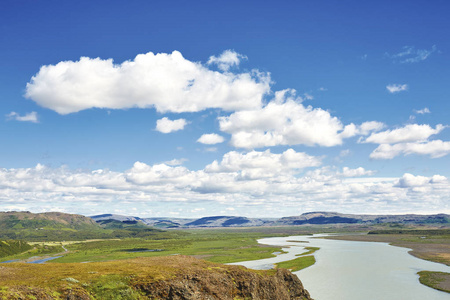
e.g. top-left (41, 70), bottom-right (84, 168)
top-left (370, 140), bottom-right (450, 159)
top-left (164, 158), bottom-right (187, 166)
top-left (363, 124), bottom-right (445, 144)
top-left (386, 84), bottom-right (408, 93)
top-left (25, 51), bottom-right (270, 114)
top-left (387, 45), bottom-right (437, 63)
top-left (6, 111), bottom-right (39, 123)
top-left (205, 149), bottom-right (321, 177)
top-left (341, 167), bottom-right (375, 177)
top-left (207, 50), bottom-right (247, 72)
top-left (414, 107), bottom-right (431, 114)
top-left (197, 133), bottom-right (225, 144)
top-left (219, 89), bottom-right (382, 149)
top-left (155, 117), bottom-right (187, 133)
top-left (395, 173), bottom-right (431, 188)
top-left (341, 121), bottom-right (385, 139)
top-left (0, 159), bottom-right (448, 217)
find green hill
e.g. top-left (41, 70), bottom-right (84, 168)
top-left (0, 211), bottom-right (106, 241)
top-left (0, 211), bottom-right (100, 230)
top-left (0, 211), bottom-right (167, 242)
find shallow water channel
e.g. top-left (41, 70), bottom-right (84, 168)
top-left (229, 234), bottom-right (450, 300)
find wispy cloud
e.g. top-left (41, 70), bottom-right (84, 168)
top-left (386, 45), bottom-right (437, 64)
top-left (414, 107), bottom-right (431, 114)
top-left (6, 111), bottom-right (39, 123)
top-left (386, 84), bottom-right (408, 93)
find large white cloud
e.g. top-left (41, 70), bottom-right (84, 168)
top-left (363, 124), bottom-right (445, 144)
top-left (25, 51), bottom-right (270, 114)
top-left (156, 117), bottom-right (187, 133)
top-left (370, 140), bottom-right (450, 159)
top-left (219, 90), bottom-right (382, 149)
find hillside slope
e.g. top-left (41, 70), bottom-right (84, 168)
top-left (0, 211), bottom-right (104, 241)
top-left (0, 211), bottom-right (99, 230)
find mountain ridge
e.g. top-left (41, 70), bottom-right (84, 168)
top-left (90, 211), bottom-right (450, 228)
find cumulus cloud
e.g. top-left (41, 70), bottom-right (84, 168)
top-left (395, 173), bottom-right (432, 188)
top-left (370, 140), bottom-right (450, 159)
top-left (25, 51), bottom-right (270, 114)
top-left (363, 124), bottom-right (445, 144)
top-left (219, 89), bottom-right (382, 149)
top-left (197, 133), bottom-right (225, 145)
top-left (341, 167), bottom-right (375, 177)
top-left (156, 117), bottom-right (187, 133)
top-left (205, 149), bottom-right (321, 177)
top-left (386, 84), bottom-right (408, 93)
top-left (207, 50), bottom-right (247, 72)
top-left (387, 45), bottom-right (437, 63)
top-left (6, 111), bottom-right (39, 123)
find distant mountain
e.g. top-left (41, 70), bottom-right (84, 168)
top-left (184, 216), bottom-right (274, 227)
top-left (89, 214), bottom-right (142, 222)
top-left (89, 212), bottom-right (449, 228)
top-left (277, 212), bottom-right (450, 225)
top-left (90, 214), bottom-right (276, 228)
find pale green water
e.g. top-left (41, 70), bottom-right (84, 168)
top-left (230, 234), bottom-right (450, 300)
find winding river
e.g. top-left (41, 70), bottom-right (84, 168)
top-left (229, 234), bottom-right (450, 300)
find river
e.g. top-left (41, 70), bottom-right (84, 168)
top-left (229, 234), bottom-right (450, 300)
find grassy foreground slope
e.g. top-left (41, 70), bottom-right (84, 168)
top-left (0, 256), bottom-right (312, 300)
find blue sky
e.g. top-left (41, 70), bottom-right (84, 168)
top-left (1, 0), bottom-right (449, 217)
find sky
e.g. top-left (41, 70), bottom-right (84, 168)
top-left (1, 0), bottom-right (449, 218)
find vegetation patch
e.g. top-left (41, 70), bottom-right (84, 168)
top-left (0, 240), bottom-right (32, 258)
top-left (295, 247), bottom-right (319, 256)
top-left (276, 255), bottom-right (316, 272)
top-left (417, 271), bottom-right (450, 293)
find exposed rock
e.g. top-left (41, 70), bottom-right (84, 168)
top-left (133, 256), bottom-right (312, 300)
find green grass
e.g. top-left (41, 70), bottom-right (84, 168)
top-left (87, 274), bottom-right (144, 299)
top-left (417, 271), bottom-right (450, 293)
top-left (0, 243), bottom-right (64, 262)
top-left (51, 229), bottom-right (284, 264)
top-left (276, 255), bottom-right (316, 272)
top-left (295, 247), bottom-right (320, 256)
